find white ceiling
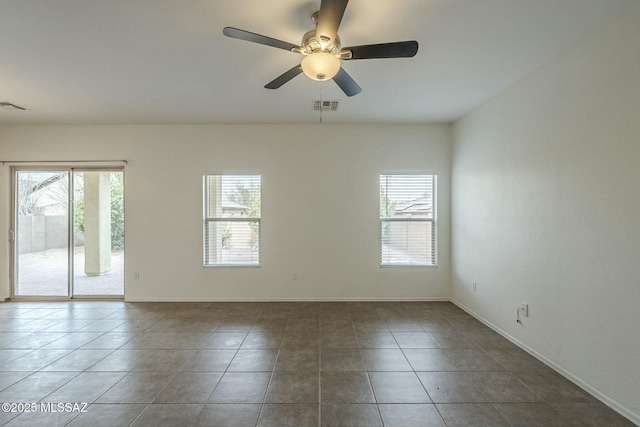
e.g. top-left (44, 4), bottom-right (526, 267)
top-left (0, 0), bottom-right (629, 125)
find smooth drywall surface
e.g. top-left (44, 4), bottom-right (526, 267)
top-left (452, 2), bottom-right (640, 423)
top-left (0, 123), bottom-right (451, 301)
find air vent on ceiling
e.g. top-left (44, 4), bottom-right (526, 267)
top-left (0, 102), bottom-right (26, 111)
top-left (313, 100), bottom-right (339, 111)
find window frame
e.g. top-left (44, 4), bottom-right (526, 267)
top-left (202, 174), bottom-right (262, 268)
top-left (379, 173), bottom-right (437, 267)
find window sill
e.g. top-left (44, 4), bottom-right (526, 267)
top-left (380, 264), bottom-right (438, 268)
top-left (203, 264), bottom-right (261, 268)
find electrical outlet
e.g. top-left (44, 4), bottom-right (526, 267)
top-left (134, 272), bottom-right (140, 280)
top-left (518, 303), bottom-right (529, 317)
top-left (293, 271), bottom-right (298, 280)
top-left (473, 281), bottom-right (477, 292)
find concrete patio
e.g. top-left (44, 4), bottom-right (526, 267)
top-left (16, 246), bottom-right (124, 297)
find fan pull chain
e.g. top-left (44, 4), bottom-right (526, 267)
top-left (319, 83), bottom-right (324, 124)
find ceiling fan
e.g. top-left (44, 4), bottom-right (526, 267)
top-left (223, 0), bottom-right (418, 97)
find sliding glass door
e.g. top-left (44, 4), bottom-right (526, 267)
top-left (72, 171), bottom-right (125, 296)
top-left (12, 168), bottom-right (124, 298)
top-left (14, 171), bottom-right (70, 297)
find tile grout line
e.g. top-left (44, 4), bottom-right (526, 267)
top-left (317, 307), bottom-right (322, 427)
top-left (255, 308), bottom-right (286, 427)
top-left (355, 306), bottom-right (384, 425)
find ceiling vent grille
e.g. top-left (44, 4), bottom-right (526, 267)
top-left (313, 100), bottom-right (339, 111)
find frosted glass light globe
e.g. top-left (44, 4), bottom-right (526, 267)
top-left (301, 51), bottom-right (341, 81)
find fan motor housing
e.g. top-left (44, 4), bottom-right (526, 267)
top-left (302, 30), bottom-right (341, 55)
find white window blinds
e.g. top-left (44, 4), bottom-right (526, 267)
top-left (380, 174), bottom-right (437, 266)
top-left (203, 175), bottom-right (261, 266)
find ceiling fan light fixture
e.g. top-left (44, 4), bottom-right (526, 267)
top-left (223, 0), bottom-right (418, 96)
top-left (301, 51), bottom-right (340, 81)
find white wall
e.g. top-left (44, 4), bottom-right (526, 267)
top-left (452, 2), bottom-right (640, 423)
top-left (0, 123), bottom-right (451, 301)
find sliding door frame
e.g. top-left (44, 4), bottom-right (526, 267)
top-left (9, 165), bottom-right (125, 300)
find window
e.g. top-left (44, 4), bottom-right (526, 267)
top-left (380, 174), bottom-right (436, 266)
top-left (203, 175), bottom-right (261, 266)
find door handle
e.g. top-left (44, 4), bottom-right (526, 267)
top-left (9, 230), bottom-right (15, 242)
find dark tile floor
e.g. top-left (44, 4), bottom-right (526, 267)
top-left (0, 301), bottom-right (635, 427)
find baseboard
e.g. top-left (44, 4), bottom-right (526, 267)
top-left (451, 298), bottom-right (640, 426)
top-left (124, 296), bottom-right (451, 303)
